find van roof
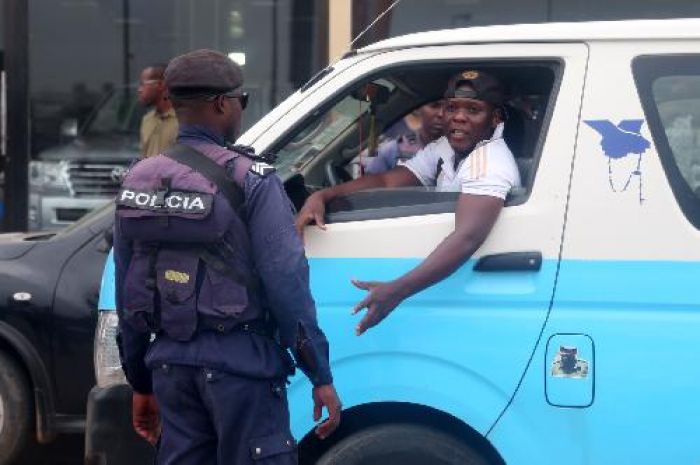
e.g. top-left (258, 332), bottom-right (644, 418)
top-left (360, 18), bottom-right (700, 52)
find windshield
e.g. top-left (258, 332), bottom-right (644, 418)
top-left (273, 95), bottom-right (370, 178)
top-left (56, 202), bottom-right (114, 237)
top-left (81, 88), bottom-right (144, 137)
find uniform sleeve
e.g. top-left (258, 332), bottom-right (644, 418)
top-left (400, 142), bottom-right (441, 186)
top-left (244, 173), bottom-right (333, 386)
top-left (113, 219), bottom-right (153, 394)
top-left (460, 143), bottom-right (520, 200)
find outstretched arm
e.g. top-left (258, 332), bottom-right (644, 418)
top-left (352, 193), bottom-right (503, 335)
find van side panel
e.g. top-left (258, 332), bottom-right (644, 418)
top-left (287, 256), bottom-right (559, 439)
top-left (491, 40), bottom-right (700, 465)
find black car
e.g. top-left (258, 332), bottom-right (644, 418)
top-left (0, 204), bottom-right (113, 465)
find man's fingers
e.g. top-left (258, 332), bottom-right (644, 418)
top-left (313, 399), bottom-right (322, 422)
top-left (146, 431), bottom-right (159, 446)
top-left (351, 295), bottom-right (371, 315)
top-left (134, 424), bottom-right (155, 444)
top-left (315, 406), bottom-right (341, 439)
top-left (355, 304), bottom-right (386, 336)
top-left (351, 279), bottom-right (372, 290)
top-left (313, 212), bottom-right (327, 230)
top-left (356, 305), bottom-right (380, 336)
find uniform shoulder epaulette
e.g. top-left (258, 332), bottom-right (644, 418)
top-left (248, 161), bottom-right (275, 177)
top-left (226, 143), bottom-right (277, 177)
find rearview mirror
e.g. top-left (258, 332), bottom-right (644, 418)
top-left (352, 82), bottom-right (391, 105)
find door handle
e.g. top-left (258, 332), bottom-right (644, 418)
top-left (473, 251), bottom-right (542, 272)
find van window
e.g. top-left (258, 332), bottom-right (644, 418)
top-left (634, 55), bottom-right (700, 229)
top-left (275, 63), bottom-right (559, 222)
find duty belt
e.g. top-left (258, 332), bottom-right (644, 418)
top-left (197, 316), bottom-right (271, 337)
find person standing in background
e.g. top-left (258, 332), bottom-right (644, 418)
top-left (138, 64), bottom-right (178, 158)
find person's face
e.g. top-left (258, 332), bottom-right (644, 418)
top-left (137, 68), bottom-right (164, 106)
top-left (444, 87), bottom-right (501, 154)
top-left (417, 100), bottom-right (445, 140)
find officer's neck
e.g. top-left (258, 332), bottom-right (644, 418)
top-left (177, 124), bottom-right (227, 147)
top-left (178, 110), bottom-right (230, 136)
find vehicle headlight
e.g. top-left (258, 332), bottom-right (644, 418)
top-left (29, 161), bottom-right (70, 191)
top-left (94, 311), bottom-right (127, 388)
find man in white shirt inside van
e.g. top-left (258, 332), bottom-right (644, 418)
top-left (295, 70), bottom-right (521, 336)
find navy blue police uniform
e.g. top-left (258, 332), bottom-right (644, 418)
top-left (114, 120), bottom-right (333, 464)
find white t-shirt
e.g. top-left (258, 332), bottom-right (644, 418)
top-left (400, 123), bottom-right (521, 200)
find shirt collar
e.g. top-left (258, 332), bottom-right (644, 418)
top-left (440, 122), bottom-right (505, 171)
top-left (177, 124), bottom-right (226, 146)
top-left (161, 108), bottom-right (176, 119)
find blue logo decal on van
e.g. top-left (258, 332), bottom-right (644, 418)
top-left (584, 119), bottom-right (650, 204)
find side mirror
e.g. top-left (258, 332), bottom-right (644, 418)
top-left (60, 118), bottom-right (79, 139)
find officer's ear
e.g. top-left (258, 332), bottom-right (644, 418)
top-left (213, 95), bottom-right (227, 114)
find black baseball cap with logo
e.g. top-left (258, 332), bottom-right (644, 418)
top-left (444, 70), bottom-right (506, 106)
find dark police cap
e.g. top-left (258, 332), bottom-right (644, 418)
top-left (444, 70), bottom-right (505, 106)
top-left (165, 49), bottom-right (243, 98)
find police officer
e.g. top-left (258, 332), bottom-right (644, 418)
top-left (114, 49), bottom-right (341, 465)
top-left (296, 70), bottom-right (521, 336)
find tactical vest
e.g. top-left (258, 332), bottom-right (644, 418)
top-left (116, 143), bottom-right (263, 342)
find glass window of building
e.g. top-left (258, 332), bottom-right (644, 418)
top-left (26, 0), bottom-right (327, 230)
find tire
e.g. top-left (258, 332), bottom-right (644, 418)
top-left (0, 352), bottom-right (32, 465)
top-left (317, 423), bottom-right (491, 465)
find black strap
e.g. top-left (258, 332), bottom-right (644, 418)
top-left (436, 158), bottom-right (444, 180)
top-left (145, 246), bottom-right (161, 332)
top-left (163, 145), bottom-right (264, 309)
top-left (165, 144), bottom-right (245, 212)
top-left (198, 246), bottom-right (253, 288)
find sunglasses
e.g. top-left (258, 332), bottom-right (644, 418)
top-left (204, 90), bottom-right (249, 110)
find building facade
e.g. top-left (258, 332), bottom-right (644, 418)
top-left (2, 0), bottom-right (700, 231)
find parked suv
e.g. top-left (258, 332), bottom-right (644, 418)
top-left (29, 88), bottom-right (142, 231)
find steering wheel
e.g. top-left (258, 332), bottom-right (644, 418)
top-left (324, 160), bottom-right (353, 187)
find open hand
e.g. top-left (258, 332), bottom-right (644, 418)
top-left (351, 279), bottom-right (406, 335)
top-left (312, 384), bottom-right (342, 439)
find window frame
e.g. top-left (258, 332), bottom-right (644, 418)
top-left (271, 58), bottom-right (565, 223)
top-left (633, 54), bottom-right (700, 230)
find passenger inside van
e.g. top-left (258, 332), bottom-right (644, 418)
top-left (295, 69), bottom-right (520, 335)
top-left (362, 99), bottom-right (445, 175)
